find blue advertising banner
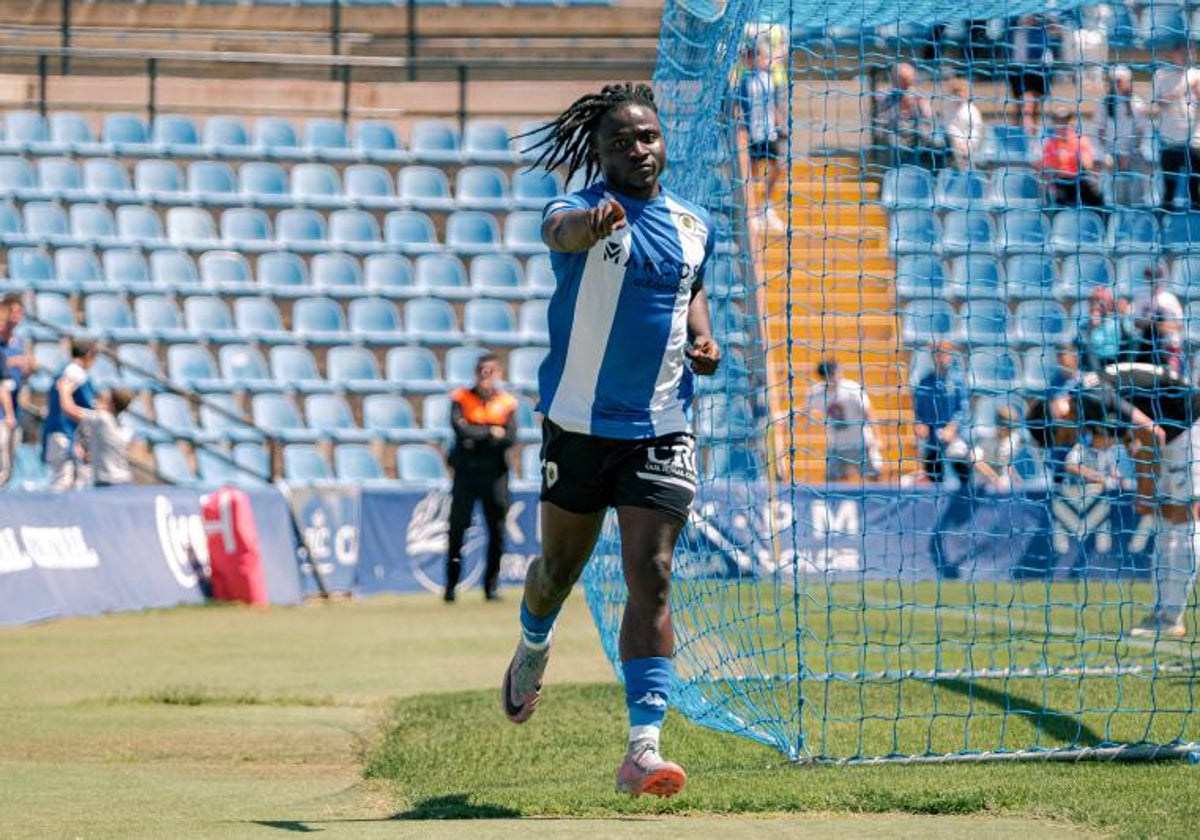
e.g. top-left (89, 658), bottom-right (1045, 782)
top-left (285, 484), bottom-right (362, 596)
top-left (0, 486), bottom-right (303, 626)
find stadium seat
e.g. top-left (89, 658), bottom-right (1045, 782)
top-left (102, 113), bottom-right (153, 156)
top-left (239, 161), bottom-right (290, 208)
top-left (81, 158), bottom-right (133, 204)
top-left (503, 211), bottom-right (547, 254)
top-left (524, 254), bottom-right (556, 294)
top-left (23, 201), bottom-right (70, 247)
top-left (1055, 254), bottom-right (1114, 304)
top-left (202, 115), bottom-right (251, 158)
top-left (116, 205), bottom-right (165, 249)
top-left (188, 161), bottom-right (238, 205)
top-left (512, 168), bottom-right (563, 210)
top-left (518, 444), bottom-right (542, 485)
top-left (1018, 347), bottom-right (1060, 392)
top-left (939, 210), bottom-right (996, 256)
top-left (1187, 302), bottom-right (1200, 344)
top-left (1169, 254), bottom-right (1200, 300)
top-left (880, 165), bottom-right (934, 209)
top-left (291, 162), bottom-right (342, 208)
top-left (956, 298), bottom-right (1010, 346)
top-left (114, 343), bottom-right (164, 391)
top-left (934, 168), bottom-right (987, 210)
top-left (7, 248), bottom-right (55, 292)
top-left (83, 293), bottom-right (140, 342)
top-left (361, 394), bottom-right (425, 444)
top-left (455, 166), bottom-right (510, 210)
top-left (305, 393), bottom-right (372, 443)
top-left (1107, 209), bottom-right (1160, 256)
top-left (166, 207), bottom-right (219, 249)
top-left (291, 297), bottom-right (348, 344)
top-left (422, 394), bottom-right (453, 439)
top-left (414, 253), bottom-right (470, 298)
top-left (153, 393), bottom-right (216, 443)
top-left (134, 294), bottom-right (192, 342)
top-left (0, 156), bottom-right (36, 204)
top-left (326, 345), bottom-right (385, 394)
top-left (437, 348), bottom-right (480, 389)
top-left (345, 164), bottom-right (397, 210)
top-left (1050, 209), bottom-right (1106, 255)
top-left (102, 249), bottom-right (152, 292)
top-left (220, 207), bottom-right (273, 250)
top-left (217, 342), bottom-right (279, 393)
top-left (252, 117), bottom-right (302, 160)
top-left (184, 296), bottom-right (239, 343)
top-left (303, 118), bottom-right (354, 162)
top-left (1013, 299), bottom-right (1074, 346)
top-left (514, 396), bottom-right (540, 443)
top-left (386, 347), bottom-right (444, 393)
top-left (352, 120), bottom-right (408, 165)
top-left (257, 251), bottom-right (308, 294)
top-left (708, 445), bottom-right (760, 480)
top-left (966, 348), bottom-right (1020, 394)
top-left (507, 346), bottom-right (545, 393)
top-left (1116, 254), bottom-right (1160, 297)
top-left (148, 249), bottom-right (198, 291)
top-left (1105, 171), bottom-right (1159, 209)
top-left (947, 255), bottom-right (1002, 300)
top-left (446, 210), bottom-right (501, 255)
top-left (283, 444), bottom-right (332, 482)
top-left (0, 111), bottom-right (48, 155)
top-left (312, 251), bottom-right (364, 296)
top-left (464, 298), bottom-right (519, 344)
top-left (462, 120), bottom-right (515, 164)
top-left (888, 209), bottom-right (938, 256)
top-left (985, 167), bottom-right (1040, 209)
top-left (395, 444), bottom-right (448, 483)
top-left (900, 298), bottom-right (954, 345)
top-left (384, 210), bottom-right (440, 253)
top-left (409, 120), bottom-right (461, 164)
top-left (330, 209), bottom-right (382, 253)
top-left (199, 250), bottom-right (254, 292)
top-left (363, 253), bottom-right (417, 297)
top-left (1161, 212), bottom-right (1200, 254)
top-left (27, 342), bottom-right (67, 391)
top-left (153, 443), bottom-right (197, 485)
top-left (275, 208), bottom-right (328, 252)
top-left (166, 343), bottom-right (222, 391)
top-left (150, 115), bottom-right (201, 156)
top-left (518, 299), bottom-right (549, 343)
top-left (347, 296), bottom-right (403, 343)
top-left (470, 253), bottom-right (526, 298)
top-left (196, 394), bottom-right (262, 447)
top-left (196, 446), bottom-right (245, 487)
top-left (55, 248), bottom-right (104, 293)
top-left (232, 441), bottom-right (272, 483)
top-left (980, 124), bottom-right (1032, 167)
top-left (334, 444), bottom-right (387, 482)
top-left (895, 254), bottom-right (947, 299)
top-left (398, 166), bottom-right (455, 212)
top-left (48, 112), bottom-right (97, 156)
top-left (135, 159), bottom-right (186, 203)
top-left (252, 393), bottom-right (321, 444)
top-left (38, 157), bottom-right (85, 202)
top-left (68, 203), bottom-right (117, 249)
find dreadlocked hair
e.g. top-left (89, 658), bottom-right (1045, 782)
top-left (521, 83), bottom-right (657, 186)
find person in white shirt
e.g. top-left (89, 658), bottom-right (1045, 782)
top-left (77, 388), bottom-right (134, 487)
top-left (941, 76), bottom-right (985, 170)
top-left (803, 357), bottom-right (883, 481)
top-left (1093, 65), bottom-right (1150, 204)
top-left (1152, 45), bottom-right (1200, 209)
top-left (976, 406), bottom-right (1025, 492)
top-left (1134, 262), bottom-right (1185, 375)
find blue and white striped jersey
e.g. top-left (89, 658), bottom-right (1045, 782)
top-left (537, 182), bottom-right (715, 440)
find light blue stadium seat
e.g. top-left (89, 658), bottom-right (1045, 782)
top-left (202, 115), bottom-right (251, 158)
top-left (409, 120), bottom-right (461, 164)
top-left (887, 209), bottom-right (937, 256)
top-left (23, 201), bottom-right (70, 247)
top-left (166, 343), bottom-right (222, 391)
top-left (518, 444), bottom-right (542, 485)
top-left (83, 158), bottom-right (134, 203)
top-left (981, 124), bottom-right (1032, 167)
top-left (1169, 255), bottom-right (1200, 300)
top-left (462, 120), bottom-right (515, 164)
top-left (291, 162), bottom-right (342, 208)
top-left (895, 254), bottom-right (947, 299)
top-left (464, 298), bottom-right (518, 345)
top-left (504, 211), bottom-right (547, 254)
top-left (470, 253), bottom-right (526, 298)
top-left (166, 207), bottom-right (218, 249)
top-left (37, 157), bottom-right (85, 202)
top-left (345, 164), bottom-right (396, 209)
top-left (7, 248), bottom-right (54, 291)
top-left (153, 443), bottom-right (197, 485)
top-left (0, 156), bottom-right (37, 203)
top-left (101, 113), bottom-right (152, 157)
top-left (900, 298), bottom-right (954, 345)
top-left (1055, 254), bottom-right (1114, 304)
top-left (398, 165), bottom-right (454, 212)
top-left (0, 201), bottom-right (19, 246)
top-left (253, 394), bottom-right (323, 445)
top-left (421, 393), bottom-right (453, 439)
top-left (507, 346), bottom-right (545, 393)
top-left (1013, 299), bottom-right (1074, 346)
top-left (967, 348), bottom-right (1020, 393)
top-left (444, 346), bottom-right (485, 385)
top-left (1105, 171), bottom-right (1159, 209)
top-left (90, 352), bottom-right (121, 391)
top-left (238, 161), bottom-right (290, 208)
top-left (446, 210), bottom-right (501, 256)
top-left (401, 297), bottom-right (459, 344)
top-left (252, 117), bottom-right (302, 161)
top-left (347, 295), bottom-right (404, 344)
top-left (149, 249), bottom-right (198, 290)
top-left (1162, 212), bottom-right (1200, 254)
top-left (28, 342), bottom-right (67, 390)
top-left (275, 208), bottom-right (328, 252)
top-left (134, 294), bottom-right (192, 342)
top-left (83, 293), bottom-right (140, 342)
top-left (934, 168), bottom-right (988, 210)
top-left (48, 112), bottom-right (98, 156)
top-left (1, 111), bottom-right (48, 155)
top-left (150, 115), bottom-right (201, 156)
top-left (305, 393), bottom-right (372, 444)
top-left (188, 161), bottom-right (238, 205)
top-left (708, 445), bottom-right (761, 480)
top-left (327, 345), bottom-right (385, 394)
top-left (512, 168), bottom-right (563, 211)
top-left (216, 342), bottom-right (277, 393)
top-left (269, 347), bottom-right (332, 395)
top-left (199, 250), bottom-right (253, 292)
top-left (102, 249), bottom-right (152, 292)
top-left (352, 120), bottom-right (408, 165)
top-left (257, 251), bottom-right (308, 294)
top-left (283, 444), bottom-right (332, 482)
top-left (153, 393), bottom-right (217, 443)
top-left (986, 167), bottom-right (1040, 209)
top-left (311, 251), bottom-right (364, 297)
top-left (395, 443), bottom-right (448, 483)
top-left (363, 253), bottom-right (417, 297)
top-left (115, 344), bottom-right (164, 391)
top-left (233, 442), bottom-right (272, 483)
top-left (514, 396), bottom-right (539, 443)
top-left (54, 248), bottom-right (103, 292)
top-left (939, 209), bottom-right (996, 257)
top-left (995, 208), bottom-right (1050, 254)
top-left (880, 165), bottom-right (934, 209)
top-left (384, 209), bottom-right (440, 253)
top-left (947, 255), bottom-right (1002, 301)
top-left (184, 296), bottom-right (238, 343)
top-left (511, 120), bottom-right (550, 161)
top-left (518, 298), bottom-right (549, 344)
top-left (414, 253), bottom-right (470, 298)
top-left (956, 298), bottom-right (1010, 346)
top-left (199, 392), bottom-right (265, 445)
top-left (1187, 302), bottom-right (1200, 344)
top-left (362, 393), bottom-right (425, 444)
top-left (291, 296), bottom-right (348, 343)
top-left (220, 207), bottom-right (273, 250)
top-left (455, 166), bottom-right (510, 211)
top-left (1116, 254), bottom-right (1159, 297)
top-left (196, 446), bottom-right (246, 486)
top-left (303, 118), bottom-right (354, 162)
top-left (710, 298), bottom-right (748, 347)
top-left (68, 203), bottom-right (117, 249)
top-left (385, 346), bottom-right (444, 393)
top-left (524, 253), bottom-right (555, 293)
top-left (115, 205), bottom-right (166, 250)
top-left (1019, 348), bottom-right (1059, 392)
top-left (334, 444), bottom-right (387, 482)
top-left (1050, 209), bottom-right (1106, 255)
top-left (134, 159), bottom-right (186, 203)
top-left (330, 209), bottom-right (381, 253)
top-left (1107, 209), bottom-right (1160, 256)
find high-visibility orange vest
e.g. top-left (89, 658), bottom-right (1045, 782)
top-left (451, 387), bottom-right (518, 427)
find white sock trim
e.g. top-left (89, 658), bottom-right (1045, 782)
top-left (520, 629), bottom-right (552, 650)
top-left (629, 724), bottom-right (661, 747)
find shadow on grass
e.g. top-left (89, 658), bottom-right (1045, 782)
top-left (933, 678), bottom-right (1103, 747)
top-left (394, 794), bottom-right (521, 820)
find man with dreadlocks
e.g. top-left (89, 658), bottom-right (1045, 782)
top-left (1027, 362), bottom-right (1200, 638)
top-left (500, 83), bottom-right (720, 798)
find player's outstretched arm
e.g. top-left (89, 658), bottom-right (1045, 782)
top-left (541, 200), bottom-right (626, 253)
top-left (685, 287), bottom-right (721, 376)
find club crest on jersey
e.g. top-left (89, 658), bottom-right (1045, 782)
top-left (603, 240), bottom-right (625, 265)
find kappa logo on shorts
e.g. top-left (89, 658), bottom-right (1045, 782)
top-left (544, 460), bottom-right (559, 488)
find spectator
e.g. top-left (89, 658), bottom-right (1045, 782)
top-left (735, 35), bottom-right (788, 233)
top-left (0, 295), bottom-right (30, 487)
top-left (445, 352), bottom-right (518, 603)
top-left (1037, 106), bottom-right (1105, 207)
top-left (41, 340), bottom-right (98, 491)
top-left (941, 76), bottom-right (986, 169)
top-left (1007, 15), bottom-right (1056, 135)
top-left (1062, 422), bottom-right (1127, 492)
top-left (1049, 346), bottom-right (1082, 392)
top-left (872, 62), bottom-right (939, 169)
top-left (977, 406), bottom-right (1026, 492)
top-left (77, 388), bottom-right (134, 488)
top-left (1133, 262), bottom-right (1185, 375)
top-left (913, 341), bottom-right (969, 484)
top-left (1093, 65), bottom-right (1150, 204)
top-left (1152, 44), bottom-right (1200, 210)
top-left (802, 357), bottom-right (883, 482)
top-left (1076, 286), bottom-right (1131, 371)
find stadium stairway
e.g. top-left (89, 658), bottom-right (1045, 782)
top-left (760, 156), bottom-right (911, 483)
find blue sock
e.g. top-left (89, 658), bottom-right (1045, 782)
top-left (623, 657), bottom-right (672, 744)
top-left (519, 600), bottom-right (560, 647)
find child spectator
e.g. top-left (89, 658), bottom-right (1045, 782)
top-left (977, 406), bottom-right (1026, 492)
top-left (77, 388), bottom-right (134, 488)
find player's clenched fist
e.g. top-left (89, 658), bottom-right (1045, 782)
top-left (686, 337), bottom-right (721, 375)
top-left (588, 199), bottom-right (627, 242)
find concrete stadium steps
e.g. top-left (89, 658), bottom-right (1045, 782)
top-left (758, 154), bottom-right (907, 483)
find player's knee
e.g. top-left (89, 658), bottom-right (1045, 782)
top-left (534, 555), bottom-right (580, 598)
top-left (632, 552), bottom-right (672, 605)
